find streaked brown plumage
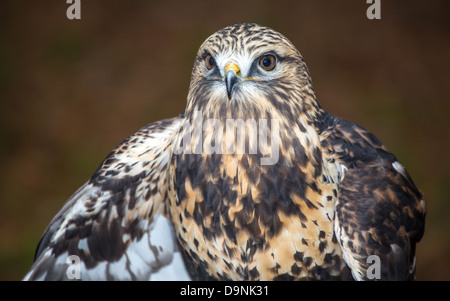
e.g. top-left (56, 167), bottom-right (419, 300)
top-left (24, 23), bottom-right (425, 281)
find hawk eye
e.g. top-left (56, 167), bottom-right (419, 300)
top-left (259, 55), bottom-right (276, 71)
top-left (204, 54), bottom-right (216, 70)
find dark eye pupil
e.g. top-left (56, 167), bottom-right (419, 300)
top-left (205, 54), bottom-right (215, 70)
top-left (259, 55), bottom-right (276, 71)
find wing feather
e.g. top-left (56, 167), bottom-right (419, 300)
top-left (321, 117), bottom-right (425, 280)
top-left (23, 117), bottom-right (191, 280)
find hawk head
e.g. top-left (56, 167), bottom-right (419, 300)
top-left (185, 23), bottom-right (321, 122)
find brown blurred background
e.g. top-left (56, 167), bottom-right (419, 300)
top-left (0, 0), bottom-right (449, 280)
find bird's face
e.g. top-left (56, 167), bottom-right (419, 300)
top-left (185, 23), bottom-right (316, 121)
top-left (201, 47), bottom-right (284, 101)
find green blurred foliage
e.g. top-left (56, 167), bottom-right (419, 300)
top-left (0, 0), bottom-right (449, 280)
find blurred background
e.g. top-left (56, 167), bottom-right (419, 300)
top-left (0, 0), bottom-right (449, 280)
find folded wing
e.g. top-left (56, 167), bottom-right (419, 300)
top-left (322, 117), bottom-right (426, 280)
top-left (23, 117), bottom-right (191, 280)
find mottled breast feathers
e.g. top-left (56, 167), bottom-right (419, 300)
top-left (24, 23), bottom-right (425, 281)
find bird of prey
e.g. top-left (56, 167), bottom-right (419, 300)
top-left (23, 23), bottom-right (426, 281)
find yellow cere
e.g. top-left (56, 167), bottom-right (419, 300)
top-left (224, 63), bottom-right (241, 77)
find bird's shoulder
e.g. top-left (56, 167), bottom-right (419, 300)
top-left (318, 114), bottom-right (426, 280)
top-left (24, 117), bottom-right (191, 280)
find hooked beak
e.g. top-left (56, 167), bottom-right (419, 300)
top-left (224, 63), bottom-right (241, 99)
